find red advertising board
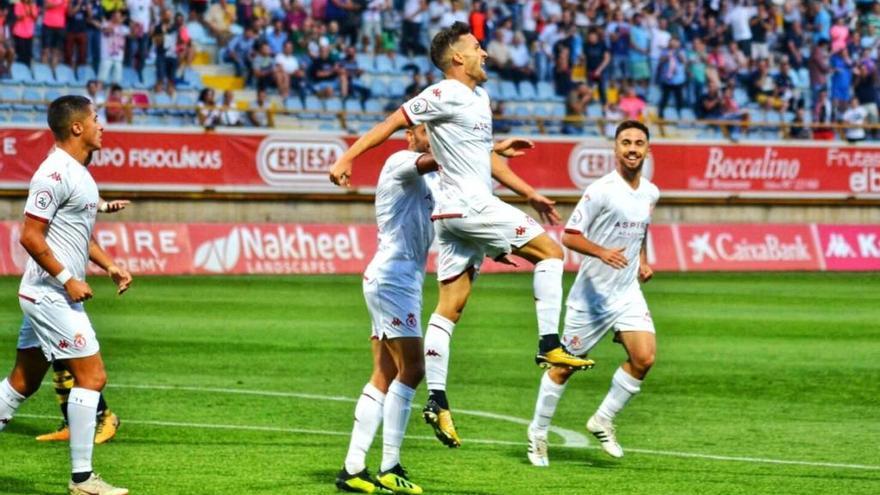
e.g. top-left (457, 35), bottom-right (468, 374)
top-left (674, 224), bottom-right (822, 271)
top-left (1, 221), bottom-right (876, 276)
top-left (816, 224), bottom-right (880, 271)
top-left (2, 126), bottom-right (879, 198)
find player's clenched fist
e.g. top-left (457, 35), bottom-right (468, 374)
top-left (329, 158), bottom-right (353, 187)
top-left (63, 279), bottom-right (93, 302)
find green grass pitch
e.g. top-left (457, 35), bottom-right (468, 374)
top-left (0, 272), bottom-right (878, 494)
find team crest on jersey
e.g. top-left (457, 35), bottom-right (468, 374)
top-left (391, 317), bottom-right (402, 327)
top-left (408, 98), bottom-right (428, 114)
top-left (515, 226), bottom-right (526, 236)
top-left (33, 190), bottom-right (52, 210)
top-left (74, 333), bottom-right (86, 349)
top-left (48, 172), bottom-right (62, 182)
top-left (570, 209), bottom-right (583, 225)
top-left (58, 339), bottom-right (70, 350)
top-left (406, 313), bottom-right (417, 327)
top-left (432, 88), bottom-right (442, 99)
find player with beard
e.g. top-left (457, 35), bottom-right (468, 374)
top-left (525, 120), bottom-right (660, 466)
top-left (0, 96), bottom-right (132, 495)
top-left (330, 21), bottom-right (593, 450)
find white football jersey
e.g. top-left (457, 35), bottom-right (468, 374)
top-left (565, 171), bottom-right (659, 313)
top-left (19, 148), bottom-right (100, 299)
top-left (364, 150), bottom-right (437, 289)
top-left (400, 79), bottom-right (494, 216)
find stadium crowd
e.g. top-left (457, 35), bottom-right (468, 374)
top-left (0, 0), bottom-right (877, 139)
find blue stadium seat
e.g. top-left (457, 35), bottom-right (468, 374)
top-left (44, 89), bottom-right (62, 103)
top-left (0, 87), bottom-right (20, 110)
top-left (0, 112), bottom-right (9, 122)
top-left (175, 93), bottom-right (196, 116)
top-left (179, 68), bottom-right (203, 89)
top-left (394, 54), bottom-right (412, 71)
top-left (734, 88), bottom-right (749, 107)
top-left (483, 80), bottom-right (500, 98)
top-left (355, 53), bottom-right (374, 72)
top-left (21, 88), bottom-right (43, 110)
top-left (680, 107), bottom-right (696, 121)
top-left (586, 103), bottom-right (603, 118)
top-left (76, 65), bottom-right (97, 85)
top-left (518, 81), bottom-right (537, 101)
top-left (536, 81), bottom-right (558, 101)
top-left (302, 95), bottom-right (322, 118)
top-left (138, 68), bottom-right (157, 89)
top-left (54, 64), bottom-right (77, 86)
top-left (411, 56), bottom-right (432, 74)
top-left (285, 96), bottom-right (303, 112)
top-left (122, 67), bottom-right (140, 88)
top-left (32, 64), bottom-right (58, 86)
top-left (499, 81), bottom-right (519, 101)
top-left (662, 108), bottom-right (679, 121)
top-left (344, 99), bottom-right (363, 120)
top-left (11, 113), bottom-right (32, 123)
top-left (323, 97), bottom-right (343, 114)
top-left (10, 63), bottom-right (32, 83)
top-left (386, 76), bottom-right (407, 98)
top-left (369, 79), bottom-right (388, 98)
top-left (374, 55), bottom-right (395, 74)
top-left (152, 92), bottom-right (173, 115)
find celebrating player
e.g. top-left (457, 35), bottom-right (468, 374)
top-left (526, 120), bottom-right (659, 466)
top-left (330, 21), bottom-right (593, 448)
top-left (0, 96), bottom-right (132, 495)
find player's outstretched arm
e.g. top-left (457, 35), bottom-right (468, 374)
top-left (88, 238), bottom-right (132, 295)
top-left (98, 198), bottom-right (131, 213)
top-left (329, 109), bottom-right (409, 187)
top-left (490, 151), bottom-right (561, 225)
top-left (561, 231), bottom-right (628, 269)
top-left (20, 216), bottom-right (94, 302)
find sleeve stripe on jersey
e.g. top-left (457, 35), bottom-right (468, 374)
top-left (431, 213), bottom-right (464, 221)
top-left (25, 212), bottom-right (49, 224)
top-left (18, 293), bottom-right (36, 303)
top-left (564, 228), bottom-right (583, 235)
top-left (399, 106), bottom-right (414, 126)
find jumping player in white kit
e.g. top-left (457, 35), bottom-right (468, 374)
top-left (335, 125), bottom-right (544, 494)
top-left (526, 120), bottom-right (659, 467)
top-left (0, 96), bottom-right (132, 495)
top-left (330, 21), bottom-right (593, 449)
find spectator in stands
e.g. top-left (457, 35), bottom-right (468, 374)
top-left (219, 90), bottom-right (243, 126)
top-left (810, 1), bottom-right (832, 44)
top-left (98, 10), bottom-right (129, 85)
top-left (205, 0), bottom-right (237, 45)
top-left (104, 83), bottom-right (131, 124)
top-left (812, 88), bottom-right (835, 140)
top-left (235, 0), bottom-right (256, 30)
top-left (749, 3), bottom-right (773, 60)
top-left (486, 29), bottom-right (510, 75)
top-left (584, 28), bottom-right (610, 104)
top-left (85, 79), bottom-right (106, 105)
top-left (726, 0), bottom-right (756, 56)
top-left (699, 82), bottom-right (723, 120)
top-left (65, 0), bottom-right (89, 72)
top-left (248, 87), bottom-right (274, 127)
top-left (153, 8), bottom-right (178, 95)
top-left (175, 12), bottom-right (195, 80)
top-left (85, 0), bottom-right (104, 74)
top-left (721, 85), bottom-right (749, 140)
top-left (0, 9), bottom-right (15, 78)
top-left (468, 0), bottom-right (487, 46)
top-left (657, 36), bottom-right (687, 119)
top-left (650, 17), bottom-right (672, 78)
top-left (275, 41), bottom-right (306, 100)
top-left (339, 45), bottom-right (370, 102)
top-left (252, 42), bottom-right (276, 91)
top-left (265, 18), bottom-right (288, 55)
top-left (508, 31), bottom-right (535, 84)
top-left (809, 40), bottom-right (832, 96)
top-left (688, 37), bottom-right (710, 105)
top-left (553, 44), bottom-right (572, 96)
top-left (361, 0), bottom-right (386, 54)
top-left (789, 108), bottom-right (812, 139)
top-left (628, 13), bottom-right (651, 92)
top-left (603, 100), bottom-right (625, 139)
top-left (783, 20), bottom-right (806, 69)
top-left (286, 0), bottom-right (309, 32)
top-left (607, 9), bottom-right (629, 81)
top-left (401, 0), bottom-right (427, 55)
top-left (618, 83), bottom-right (646, 121)
top-left (197, 87), bottom-right (222, 128)
top-left (830, 48), bottom-right (853, 112)
top-left (854, 58), bottom-right (878, 138)
top-left (562, 82), bottom-right (591, 135)
top-left (126, 0), bottom-right (151, 82)
top-left (842, 96), bottom-right (867, 143)
top-left (40, 0), bottom-right (67, 68)
top-left (774, 57), bottom-right (802, 113)
top-left (309, 43), bottom-right (347, 98)
top-left (12, 0), bottom-right (38, 66)
top-left (225, 26), bottom-right (258, 84)
top-left (190, 0), bottom-right (209, 19)
top-left (492, 100), bottom-right (511, 134)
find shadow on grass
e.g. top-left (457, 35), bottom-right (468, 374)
top-left (0, 476), bottom-right (45, 495)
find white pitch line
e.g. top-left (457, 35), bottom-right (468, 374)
top-left (25, 382), bottom-right (880, 471)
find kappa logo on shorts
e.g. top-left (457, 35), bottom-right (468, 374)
top-left (391, 317), bottom-right (402, 327)
top-left (568, 335), bottom-right (582, 349)
top-left (48, 172), bottom-right (62, 182)
top-left (432, 88), bottom-right (442, 99)
top-left (515, 226), bottom-right (527, 236)
top-left (406, 313), bottom-right (416, 328)
top-left (58, 339), bottom-right (70, 350)
top-left (74, 333), bottom-right (86, 349)
top-left (426, 349), bottom-right (441, 357)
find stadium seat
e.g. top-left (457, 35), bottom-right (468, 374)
top-left (499, 81), bottom-right (519, 101)
top-left (586, 103), bottom-right (603, 118)
top-left (11, 113), bottom-right (31, 123)
top-left (10, 63), bottom-right (32, 83)
top-left (175, 93), bottom-right (196, 116)
top-left (395, 54), bottom-right (412, 71)
top-left (483, 80), bottom-right (500, 98)
top-left (734, 88), bottom-right (749, 107)
top-left (284, 96), bottom-right (304, 112)
top-left (662, 108), bottom-right (679, 121)
top-left (76, 65), bottom-right (97, 85)
top-left (369, 79), bottom-right (388, 98)
top-left (355, 53), bottom-right (374, 72)
top-left (21, 88), bottom-right (43, 110)
top-left (344, 99), bottom-right (363, 120)
top-left (387, 76), bottom-right (407, 98)
top-left (54, 65), bottom-right (77, 86)
top-left (0, 87), bottom-right (20, 110)
top-left (302, 95), bottom-right (322, 118)
top-left (374, 55), bottom-right (395, 74)
top-left (179, 69), bottom-right (203, 89)
top-left (518, 81), bottom-right (537, 101)
top-left (536, 81), bottom-right (560, 102)
top-left (122, 67), bottom-right (140, 88)
top-left (138, 68), bottom-right (157, 89)
top-left (0, 112), bottom-right (9, 122)
top-left (44, 89), bottom-right (62, 103)
top-left (151, 92), bottom-right (172, 115)
top-left (323, 97), bottom-right (343, 114)
top-left (130, 92), bottom-right (150, 115)
top-left (32, 64), bottom-right (58, 86)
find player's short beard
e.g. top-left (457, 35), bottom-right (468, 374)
top-left (84, 150), bottom-right (94, 167)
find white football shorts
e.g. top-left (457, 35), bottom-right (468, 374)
top-left (434, 197), bottom-right (545, 281)
top-left (562, 291), bottom-right (655, 356)
top-left (18, 292), bottom-right (100, 360)
top-left (363, 276), bottom-right (423, 340)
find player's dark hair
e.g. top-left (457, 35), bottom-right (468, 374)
top-left (615, 120), bottom-right (650, 141)
top-left (47, 95), bottom-right (92, 141)
top-left (430, 21), bottom-right (472, 71)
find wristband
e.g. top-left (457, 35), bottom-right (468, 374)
top-left (55, 268), bottom-right (72, 285)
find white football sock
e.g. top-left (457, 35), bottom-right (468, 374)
top-left (596, 367), bottom-right (642, 422)
top-left (381, 380), bottom-right (415, 471)
top-left (344, 383), bottom-right (385, 474)
top-left (424, 314), bottom-right (455, 391)
top-left (68, 387), bottom-right (100, 474)
top-left (528, 371), bottom-right (567, 437)
top-left (534, 259), bottom-right (564, 337)
top-left (0, 378), bottom-right (26, 432)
